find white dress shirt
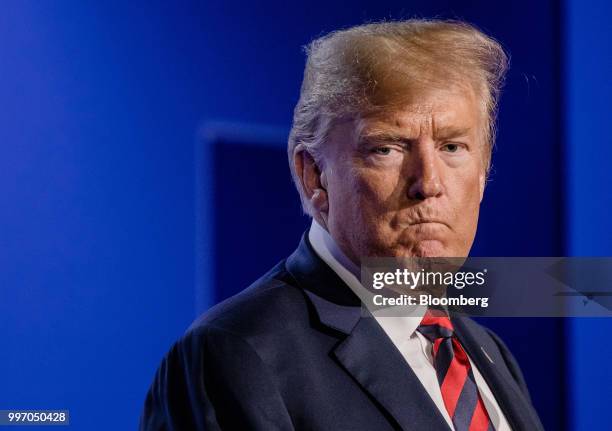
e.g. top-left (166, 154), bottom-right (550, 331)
top-left (308, 220), bottom-right (511, 431)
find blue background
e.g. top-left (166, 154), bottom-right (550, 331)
top-left (0, 1), bottom-right (609, 430)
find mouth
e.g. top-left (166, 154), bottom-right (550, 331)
top-left (408, 219), bottom-right (449, 228)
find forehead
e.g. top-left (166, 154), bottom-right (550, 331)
top-left (358, 85), bottom-right (483, 138)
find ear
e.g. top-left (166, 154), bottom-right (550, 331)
top-left (293, 144), bottom-right (329, 220)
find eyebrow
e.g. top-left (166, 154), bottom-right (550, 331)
top-left (359, 131), bottom-right (415, 143)
top-left (433, 126), bottom-right (472, 140)
top-left (359, 126), bottom-right (472, 143)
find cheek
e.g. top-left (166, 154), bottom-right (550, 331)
top-left (448, 156), bottom-right (483, 198)
top-left (350, 166), bottom-right (400, 207)
top-left (450, 173), bottom-right (483, 231)
top-left (328, 167), bottom-right (399, 237)
top-left (458, 175), bottom-right (482, 204)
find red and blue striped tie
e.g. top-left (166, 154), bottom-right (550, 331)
top-left (417, 310), bottom-right (493, 431)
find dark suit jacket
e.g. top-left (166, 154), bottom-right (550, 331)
top-left (140, 234), bottom-right (544, 430)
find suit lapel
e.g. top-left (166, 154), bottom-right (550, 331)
top-left (452, 318), bottom-right (544, 431)
top-left (287, 234), bottom-right (452, 431)
top-left (333, 315), bottom-right (453, 431)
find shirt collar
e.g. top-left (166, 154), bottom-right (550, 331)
top-left (308, 219), bottom-right (426, 338)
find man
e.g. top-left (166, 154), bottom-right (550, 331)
top-left (141, 20), bottom-right (543, 430)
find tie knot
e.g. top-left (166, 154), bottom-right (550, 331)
top-left (416, 309), bottom-right (454, 342)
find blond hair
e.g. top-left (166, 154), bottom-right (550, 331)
top-left (288, 19), bottom-right (509, 214)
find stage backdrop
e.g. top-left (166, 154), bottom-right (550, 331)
top-left (0, 1), bottom-right (609, 430)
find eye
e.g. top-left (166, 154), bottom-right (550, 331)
top-left (372, 146), bottom-right (393, 155)
top-left (441, 142), bottom-right (464, 153)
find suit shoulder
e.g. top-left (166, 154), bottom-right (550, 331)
top-left (186, 260), bottom-right (309, 340)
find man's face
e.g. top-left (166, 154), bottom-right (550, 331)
top-left (320, 86), bottom-right (486, 263)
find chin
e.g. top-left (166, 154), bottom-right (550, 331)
top-left (409, 240), bottom-right (448, 257)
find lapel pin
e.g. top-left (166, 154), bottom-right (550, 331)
top-left (481, 346), bottom-right (495, 364)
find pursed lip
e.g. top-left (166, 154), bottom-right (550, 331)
top-left (407, 219), bottom-right (450, 228)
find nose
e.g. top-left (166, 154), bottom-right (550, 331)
top-left (407, 145), bottom-right (443, 200)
